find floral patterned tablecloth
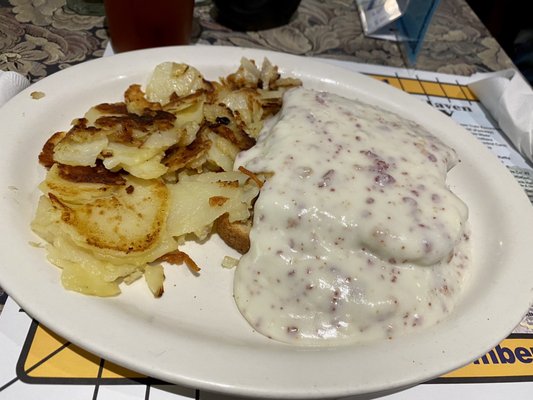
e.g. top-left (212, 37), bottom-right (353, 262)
top-left (0, 0), bottom-right (515, 84)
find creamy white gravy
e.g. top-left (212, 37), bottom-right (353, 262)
top-left (234, 88), bottom-right (470, 345)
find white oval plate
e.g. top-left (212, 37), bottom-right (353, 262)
top-left (1, 46), bottom-right (533, 399)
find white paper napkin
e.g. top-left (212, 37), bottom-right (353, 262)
top-left (0, 71), bottom-right (31, 107)
top-left (469, 69), bottom-right (533, 164)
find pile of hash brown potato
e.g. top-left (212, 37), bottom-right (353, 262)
top-left (31, 58), bottom-right (301, 297)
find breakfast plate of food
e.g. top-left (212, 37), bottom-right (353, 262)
top-left (1, 45), bottom-right (532, 399)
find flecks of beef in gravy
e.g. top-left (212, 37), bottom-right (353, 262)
top-left (234, 88), bottom-right (470, 345)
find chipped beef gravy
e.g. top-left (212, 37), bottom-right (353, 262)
top-left (234, 87), bottom-right (470, 345)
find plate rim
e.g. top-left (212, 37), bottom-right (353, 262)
top-left (1, 45), bottom-right (533, 399)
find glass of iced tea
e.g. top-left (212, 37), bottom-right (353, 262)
top-left (104, 0), bottom-right (194, 53)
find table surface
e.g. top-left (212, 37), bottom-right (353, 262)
top-left (1, 3), bottom-right (532, 399)
top-left (0, 0), bottom-right (515, 85)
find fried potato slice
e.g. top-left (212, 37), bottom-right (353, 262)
top-left (163, 132), bottom-right (212, 173)
top-left (50, 178), bottom-right (168, 256)
top-left (31, 195), bottom-right (147, 297)
top-left (166, 171), bottom-right (259, 239)
top-left (39, 163), bottom-right (125, 205)
top-left (144, 264), bottom-right (165, 298)
top-left (32, 168), bottom-right (180, 296)
top-left (52, 124), bottom-right (109, 167)
top-left (146, 62), bottom-right (211, 104)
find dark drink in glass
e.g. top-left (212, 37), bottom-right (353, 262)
top-left (104, 0), bottom-right (194, 53)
